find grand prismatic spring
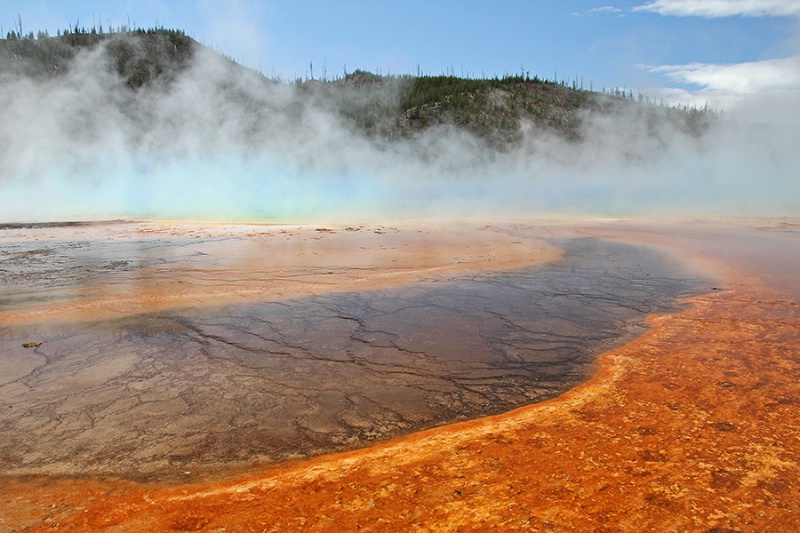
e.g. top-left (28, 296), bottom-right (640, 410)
top-left (1, 217), bottom-right (799, 531)
top-left (2, 3), bottom-right (800, 529)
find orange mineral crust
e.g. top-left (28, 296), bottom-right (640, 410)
top-left (0, 221), bottom-right (560, 326)
top-left (2, 219), bottom-right (799, 532)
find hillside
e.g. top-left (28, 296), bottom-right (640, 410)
top-left (0, 28), bottom-right (194, 88)
top-left (0, 27), bottom-right (714, 151)
top-left (306, 69), bottom-right (713, 147)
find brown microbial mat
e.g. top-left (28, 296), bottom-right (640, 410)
top-left (1, 219), bottom-right (799, 532)
top-left (0, 235), bottom-right (707, 479)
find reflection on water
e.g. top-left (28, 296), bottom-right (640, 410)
top-left (0, 239), bottom-right (709, 479)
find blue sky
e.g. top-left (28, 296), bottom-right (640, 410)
top-left (2, 0), bottom-right (799, 108)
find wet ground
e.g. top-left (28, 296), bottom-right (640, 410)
top-left (0, 233), bottom-right (708, 479)
top-left (2, 219), bottom-right (799, 533)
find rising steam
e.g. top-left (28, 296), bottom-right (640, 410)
top-left (0, 38), bottom-right (797, 223)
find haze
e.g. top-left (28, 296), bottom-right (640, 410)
top-left (0, 35), bottom-right (797, 222)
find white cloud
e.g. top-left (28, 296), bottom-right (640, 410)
top-left (633, 0), bottom-right (800, 17)
top-left (641, 56), bottom-right (800, 109)
top-left (648, 56), bottom-right (800, 93)
top-left (573, 6), bottom-right (624, 17)
top-left (634, 1), bottom-right (800, 112)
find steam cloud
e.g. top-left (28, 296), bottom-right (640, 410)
top-left (0, 40), bottom-right (797, 223)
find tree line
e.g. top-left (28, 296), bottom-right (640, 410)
top-left (3, 13), bottom-right (185, 42)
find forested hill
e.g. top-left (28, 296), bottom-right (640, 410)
top-left (0, 27), bottom-right (195, 87)
top-left (0, 27), bottom-right (714, 150)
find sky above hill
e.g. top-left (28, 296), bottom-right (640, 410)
top-left (3, 0), bottom-right (799, 111)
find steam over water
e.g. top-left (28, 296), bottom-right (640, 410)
top-left (0, 39), bottom-right (798, 222)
